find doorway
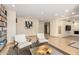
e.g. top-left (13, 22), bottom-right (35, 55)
top-left (44, 22), bottom-right (50, 38)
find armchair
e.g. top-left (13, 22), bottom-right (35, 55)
top-left (14, 34), bottom-right (32, 54)
top-left (37, 33), bottom-right (48, 43)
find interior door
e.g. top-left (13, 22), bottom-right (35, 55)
top-left (44, 22), bottom-right (50, 35)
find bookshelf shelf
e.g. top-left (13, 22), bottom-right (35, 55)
top-left (0, 4), bottom-right (7, 51)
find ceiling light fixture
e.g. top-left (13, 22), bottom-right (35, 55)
top-left (12, 4), bottom-right (15, 7)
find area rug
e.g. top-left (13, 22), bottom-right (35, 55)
top-left (7, 47), bottom-right (31, 55)
top-left (69, 42), bottom-right (79, 49)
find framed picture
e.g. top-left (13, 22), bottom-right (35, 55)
top-left (65, 25), bottom-right (71, 31)
top-left (25, 21), bottom-right (33, 29)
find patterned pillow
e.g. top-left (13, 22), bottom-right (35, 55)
top-left (0, 39), bottom-right (4, 45)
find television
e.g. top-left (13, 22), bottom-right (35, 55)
top-left (65, 25), bottom-right (71, 31)
top-left (74, 31), bottom-right (79, 34)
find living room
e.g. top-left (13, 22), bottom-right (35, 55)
top-left (0, 4), bottom-right (79, 55)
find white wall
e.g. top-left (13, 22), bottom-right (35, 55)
top-left (39, 21), bottom-right (44, 33)
top-left (7, 11), bottom-right (79, 40)
top-left (50, 19), bottom-right (56, 36)
top-left (74, 22), bottom-right (79, 31)
top-left (73, 21), bottom-right (79, 36)
top-left (50, 19), bottom-right (74, 37)
top-left (7, 10), bottom-right (16, 42)
top-left (62, 21), bottom-right (74, 37)
top-left (16, 17), bottom-right (39, 36)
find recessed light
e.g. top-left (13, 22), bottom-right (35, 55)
top-left (12, 4), bottom-right (15, 7)
top-left (72, 12), bottom-right (75, 15)
top-left (65, 9), bottom-right (69, 12)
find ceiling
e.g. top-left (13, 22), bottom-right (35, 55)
top-left (5, 4), bottom-right (78, 21)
